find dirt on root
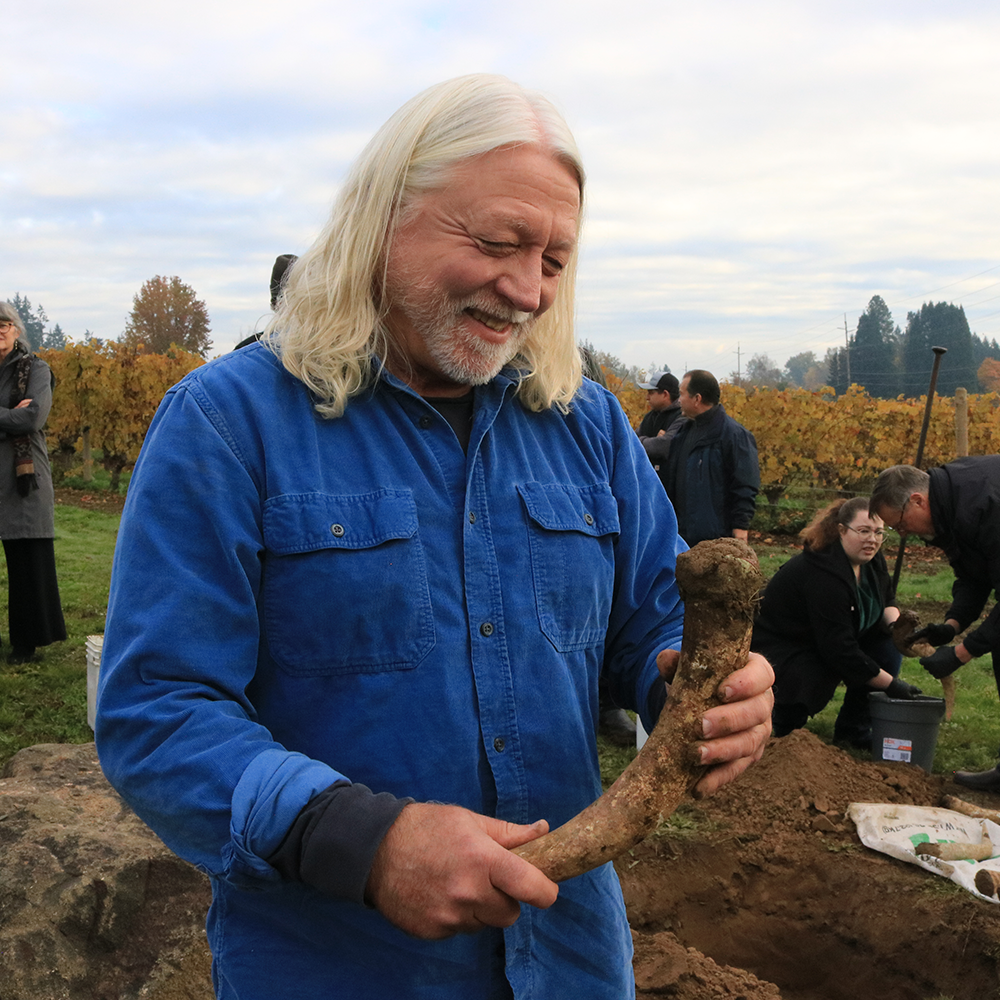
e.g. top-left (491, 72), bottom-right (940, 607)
top-left (620, 728), bottom-right (1000, 1000)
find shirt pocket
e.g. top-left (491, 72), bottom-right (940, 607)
top-left (261, 490), bottom-right (435, 675)
top-left (518, 481), bottom-right (620, 652)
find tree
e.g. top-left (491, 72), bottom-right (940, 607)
top-left (783, 351), bottom-right (818, 388)
top-left (901, 302), bottom-right (975, 397)
top-left (971, 332), bottom-right (1000, 372)
top-left (41, 340), bottom-right (205, 491)
top-left (826, 346), bottom-right (849, 395)
top-left (8, 293), bottom-right (48, 352)
top-left (41, 323), bottom-right (67, 351)
top-left (122, 276), bottom-right (212, 357)
top-left (978, 358), bottom-right (1000, 393)
top-left (577, 339), bottom-right (644, 386)
top-left (744, 353), bottom-right (783, 389)
top-left (851, 295), bottom-right (899, 398)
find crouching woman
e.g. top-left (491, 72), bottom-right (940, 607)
top-left (751, 496), bottom-right (920, 746)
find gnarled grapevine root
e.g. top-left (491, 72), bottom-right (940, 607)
top-left (512, 537), bottom-right (763, 882)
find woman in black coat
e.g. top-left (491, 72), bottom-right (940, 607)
top-left (752, 496), bottom-right (920, 746)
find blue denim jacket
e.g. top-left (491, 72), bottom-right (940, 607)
top-left (96, 344), bottom-right (686, 999)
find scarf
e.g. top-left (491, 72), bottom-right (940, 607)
top-left (8, 348), bottom-right (38, 497)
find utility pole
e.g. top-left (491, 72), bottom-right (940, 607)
top-left (735, 342), bottom-right (741, 383)
top-left (844, 315), bottom-right (851, 384)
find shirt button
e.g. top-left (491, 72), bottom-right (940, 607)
top-left (330, 523), bottom-right (345, 537)
top-left (479, 622), bottom-right (494, 637)
top-left (418, 415), bottom-right (433, 429)
top-left (584, 512), bottom-right (594, 525)
top-left (468, 512), bottom-right (477, 524)
top-left (493, 737), bottom-right (505, 753)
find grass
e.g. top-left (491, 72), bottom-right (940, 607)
top-left (0, 502), bottom-right (117, 766)
top-left (804, 541), bottom-right (1000, 774)
top-left (599, 535), bottom-right (1000, 784)
top-left (2, 503), bottom-right (999, 782)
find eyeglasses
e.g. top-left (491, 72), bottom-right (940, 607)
top-left (845, 525), bottom-right (885, 541)
top-left (0, 321), bottom-right (14, 333)
top-left (885, 497), bottom-right (910, 534)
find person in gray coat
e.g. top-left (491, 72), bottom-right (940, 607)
top-left (0, 301), bottom-right (66, 663)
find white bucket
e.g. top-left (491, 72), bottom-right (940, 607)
top-left (636, 717), bottom-right (649, 749)
top-left (86, 634), bottom-right (104, 730)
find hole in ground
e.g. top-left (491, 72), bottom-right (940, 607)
top-left (618, 730), bottom-right (1000, 1000)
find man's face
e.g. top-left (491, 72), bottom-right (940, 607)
top-left (646, 389), bottom-right (671, 412)
top-left (876, 492), bottom-right (935, 540)
top-left (678, 377), bottom-right (700, 418)
top-left (382, 145), bottom-right (580, 397)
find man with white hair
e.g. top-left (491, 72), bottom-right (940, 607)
top-left (96, 76), bottom-right (773, 999)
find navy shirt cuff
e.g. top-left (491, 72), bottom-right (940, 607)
top-left (267, 782), bottom-right (413, 904)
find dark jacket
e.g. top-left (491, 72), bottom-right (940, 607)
top-left (637, 402), bottom-right (682, 439)
top-left (662, 404), bottom-right (759, 545)
top-left (637, 402), bottom-right (684, 491)
top-left (928, 456), bottom-right (1000, 658)
top-left (752, 543), bottom-right (895, 714)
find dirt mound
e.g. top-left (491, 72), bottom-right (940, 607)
top-left (621, 729), bottom-right (1000, 999)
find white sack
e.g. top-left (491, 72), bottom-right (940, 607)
top-left (847, 802), bottom-right (1000, 903)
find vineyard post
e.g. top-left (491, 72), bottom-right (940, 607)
top-left (890, 345), bottom-right (947, 597)
top-left (955, 387), bottom-right (968, 458)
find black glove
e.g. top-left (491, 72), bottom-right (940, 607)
top-left (907, 622), bottom-right (956, 647)
top-left (919, 645), bottom-right (963, 679)
top-left (885, 677), bottom-right (923, 700)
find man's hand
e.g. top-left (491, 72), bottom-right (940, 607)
top-left (920, 645), bottom-right (963, 679)
top-left (656, 649), bottom-right (774, 799)
top-left (907, 621), bottom-right (956, 647)
top-left (365, 802), bottom-right (558, 940)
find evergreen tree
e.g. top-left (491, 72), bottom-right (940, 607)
top-left (826, 346), bottom-right (849, 395)
top-left (851, 295), bottom-right (899, 398)
top-left (8, 293), bottom-right (48, 352)
top-left (970, 332), bottom-right (1000, 372)
top-left (41, 323), bottom-right (67, 351)
top-left (901, 302), bottom-right (975, 397)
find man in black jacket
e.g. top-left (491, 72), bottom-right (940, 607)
top-left (662, 370), bottom-right (759, 546)
top-left (871, 457), bottom-right (1000, 790)
top-left (636, 371), bottom-right (683, 491)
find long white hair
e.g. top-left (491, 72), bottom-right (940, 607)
top-left (265, 74), bottom-right (586, 417)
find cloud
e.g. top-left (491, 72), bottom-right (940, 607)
top-left (3, 0), bottom-right (999, 367)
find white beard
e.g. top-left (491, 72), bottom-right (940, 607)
top-left (388, 275), bottom-right (536, 386)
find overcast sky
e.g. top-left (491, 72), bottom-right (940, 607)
top-left (5, 0), bottom-right (999, 381)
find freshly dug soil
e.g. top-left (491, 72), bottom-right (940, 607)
top-left (620, 728), bottom-right (1000, 1000)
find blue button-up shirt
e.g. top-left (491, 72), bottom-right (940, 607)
top-left (96, 344), bottom-right (686, 999)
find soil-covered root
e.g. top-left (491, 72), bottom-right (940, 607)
top-left (513, 537), bottom-right (763, 882)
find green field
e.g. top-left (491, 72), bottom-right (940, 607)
top-left (2, 500), bottom-right (996, 782)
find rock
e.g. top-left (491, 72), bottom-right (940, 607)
top-left (0, 743), bottom-right (212, 1000)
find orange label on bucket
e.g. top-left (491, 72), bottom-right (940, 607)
top-left (882, 737), bottom-right (913, 763)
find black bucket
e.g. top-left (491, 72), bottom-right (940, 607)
top-left (868, 692), bottom-right (946, 771)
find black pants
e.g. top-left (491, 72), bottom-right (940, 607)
top-left (3, 537), bottom-right (67, 651)
top-left (772, 631), bottom-right (902, 741)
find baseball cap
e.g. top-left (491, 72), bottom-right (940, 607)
top-left (638, 371), bottom-right (679, 396)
